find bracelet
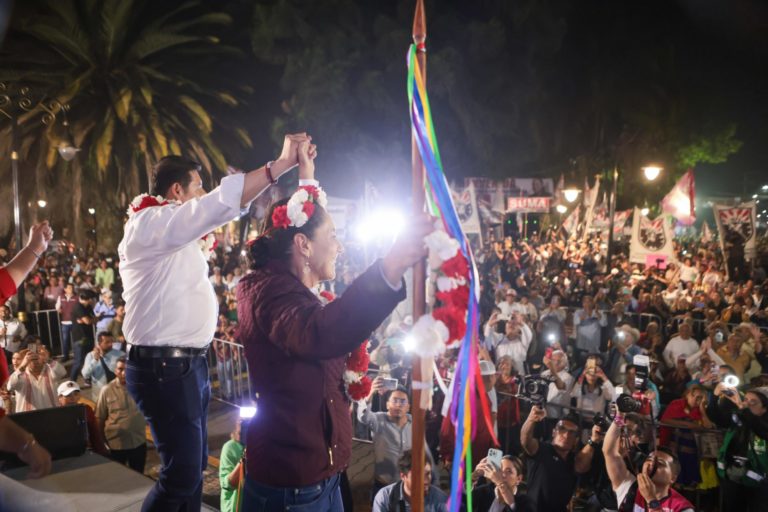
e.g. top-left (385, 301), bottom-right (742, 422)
top-left (29, 247), bottom-right (42, 259)
top-left (20, 436), bottom-right (36, 453)
top-left (613, 413), bottom-right (626, 427)
top-left (265, 161), bottom-right (277, 185)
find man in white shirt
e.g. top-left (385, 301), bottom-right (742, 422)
top-left (118, 134), bottom-right (309, 511)
top-left (483, 312), bottom-right (532, 376)
top-left (541, 350), bottom-right (574, 421)
top-left (0, 304), bottom-right (27, 354)
top-left (6, 347), bottom-right (58, 412)
top-left (662, 322), bottom-right (700, 369)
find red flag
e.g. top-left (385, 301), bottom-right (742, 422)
top-left (661, 169), bottom-right (695, 225)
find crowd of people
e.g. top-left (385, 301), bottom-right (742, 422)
top-left (2, 186), bottom-right (768, 512)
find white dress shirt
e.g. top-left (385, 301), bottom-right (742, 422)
top-left (663, 336), bottom-right (700, 368)
top-left (118, 174), bottom-right (246, 348)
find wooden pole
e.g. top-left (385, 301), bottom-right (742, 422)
top-left (410, 1), bottom-right (427, 511)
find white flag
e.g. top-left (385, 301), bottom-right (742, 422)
top-left (714, 201), bottom-right (757, 260)
top-left (701, 222), bottom-right (713, 243)
top-left (451, 182), bottom-right (482, 237)
top-left (629, 208), bottom-right (677, 265)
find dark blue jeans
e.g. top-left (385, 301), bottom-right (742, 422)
top-left (60, 323), bottom-right (73, 360)
top-left (242, 473), bottom-right (343, 512)
top-left (126, 354), bottom-right (210, 512)
top-left (70, 338), bottom-right (93, 381)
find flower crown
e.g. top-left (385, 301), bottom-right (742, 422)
top-left (271, 185), bottom-right (328, 229)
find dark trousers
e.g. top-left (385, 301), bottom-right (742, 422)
top-left (60, 323), bottom-right (73, 360)
top-left (127, 354), bottom-right (210, 512)
top-left (70, 338), bottom-right (93, 381)
top-left (242, 473), bottom-right (343, 512)
top-left (111, 443), bottom-right (148, 474)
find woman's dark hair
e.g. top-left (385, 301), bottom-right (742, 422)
top-left (151, 156), bottom-right (201, 197)
top-left (248, 197), bottom-right (329, 270)
top-left (501, 455), bottom-right (524, 477)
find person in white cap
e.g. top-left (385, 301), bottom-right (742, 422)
top-left (57, 380), bottom-right (108, 456)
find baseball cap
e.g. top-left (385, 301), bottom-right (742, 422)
top-left (479, 360), bottom-right (497, 376)
top-left (57, 380), bottom-right (81, 396)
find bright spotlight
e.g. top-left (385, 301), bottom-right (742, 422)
top-left (723, 375), bottom-right (740, 388)
top-left (752, 194), bottom-right (758, 199)
top-left (640, 207), bottom-right (650, 216)
top-left (555, 204), bottom-right (567, 214)
top-left (355, 209), bottom-right (405, 243)
top-left (402, 335), bottom-right (416, 353)
top-left (37, 200), bottom-right (47, 208)
top-left (88, 208), bottom-right (96, 215)
top-left (239, 406), bottom-right (257, 419)
top-left (763, 185), bottom-right (768, 191)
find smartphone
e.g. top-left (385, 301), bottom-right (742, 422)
top-left (586, 359), bottom-right (596, 372)
top-left (29, 343), bottom-right (39, 355)
top-left (487, 448), bottom-right (503, 469)
top-left (383, 378), bottom-right (399, 391)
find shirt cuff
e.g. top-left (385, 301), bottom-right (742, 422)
top-left (220, 172), bottom-right (248, 210)
top-left (299, 179), bottom-right (320, 187)
top-left (378, 261), bottom-right (403, 292)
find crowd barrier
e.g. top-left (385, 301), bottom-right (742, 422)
top-left (208, 337), bottom-right (252, 407)
top-left (27, 309), bottom-right (96, 358)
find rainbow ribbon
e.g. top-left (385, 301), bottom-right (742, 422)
top-left (407, 43), bottom-right (496, 512)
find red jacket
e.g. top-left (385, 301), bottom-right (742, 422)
top-left (0, 269), bottom-right (17, 308)
top-left (236, 260), bottom-right (405, 487)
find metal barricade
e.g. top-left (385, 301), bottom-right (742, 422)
top-left (208, 337), bottom-right (252, 407)
top-left (27, 309), bottom-right (64, 356)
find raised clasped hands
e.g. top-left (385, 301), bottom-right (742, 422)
top-left (297, 137), bottom-right (318, 181)
top-left (270, 133), bottom-right (313, 179)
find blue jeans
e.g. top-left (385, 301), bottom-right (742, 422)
top-left (60, 323), bottom-right (73, 360)
top-left (242, 473), bottom-right (343, 512)
top-left (70, 338), bottom-right (93, 381)
top-left (126, 354), bottom-right (210, 512)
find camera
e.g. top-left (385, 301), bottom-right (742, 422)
top-left (632, 354), bottom-right (650, 391)
top-left (593, 412), bottom-right (610, 433)
top-left (616, 393), bottom-right (643, 413)
top-left (517, 374), bottom-right (550, 405)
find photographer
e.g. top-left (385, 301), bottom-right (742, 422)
top-left (483, 311), bottom-right (532, 376)
top-left (707, 383), bottom-right (768, 510)
top-left (603, 413), bottom-right (694, 511)
top-left (520, 407), bottom-right (597, 512)
top-left (571, 355), bottom-right (615, 423)
top-left (467, 455), bottom-right (532, 512)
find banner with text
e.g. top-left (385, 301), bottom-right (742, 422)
top-left (506, 196), bottom-right (552, 213)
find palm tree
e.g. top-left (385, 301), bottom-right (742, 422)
top-left (0, 0), bottom-right (253, 248)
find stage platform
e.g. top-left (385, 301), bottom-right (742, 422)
top-left (0, 451), bottom-right (217, 511)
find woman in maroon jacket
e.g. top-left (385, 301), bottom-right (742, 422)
top-left (236, 143), bottom-right (433, 512)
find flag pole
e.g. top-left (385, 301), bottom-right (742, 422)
top-left (410, 1), bottom-right (427, 511)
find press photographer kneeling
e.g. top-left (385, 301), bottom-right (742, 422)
top-left (706, 380), bottom-right (768, 511)
top-left (603, 405), bottom-right (694, 511)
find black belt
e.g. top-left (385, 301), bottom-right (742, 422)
top-left (128, 344), bottom-right (209, 360)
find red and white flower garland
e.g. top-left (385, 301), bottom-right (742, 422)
top-left (407, 227), bottom-right (471, 358)
top-left (127, 193), bottom-right (218, 259)
top-left (272, 185), bottom-right (328, 229)
top-left (318, 290), bottom-right (372, 401)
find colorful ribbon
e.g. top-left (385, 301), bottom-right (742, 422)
top-left (407, 43), bottom-right (496, 512)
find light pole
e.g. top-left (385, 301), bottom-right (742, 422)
top-left (606, 164), bottom-right (662, 269)
top-left (0, 82), bottom-right (74, 313)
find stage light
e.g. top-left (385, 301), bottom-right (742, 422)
top-left (355, 209), bottom-right (405, 243)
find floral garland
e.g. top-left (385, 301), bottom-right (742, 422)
top-left (128, 193), bottom-right (218, 259)
top-left (318, 290), bottom-right (372, 401)
top-left (272, 185), bottom-right (328, 229)
top-left (407, 227), bottom-right (471, 358)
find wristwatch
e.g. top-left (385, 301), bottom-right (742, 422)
top-left (587, 438), bottom-right (601, 448)
top-left (648, 498), bottom-right (662, 510)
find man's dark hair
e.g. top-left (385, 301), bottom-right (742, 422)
top-left (79, 291), bottom-right (93, 301)
top-left (151, 156), bottom-right (201, 197)
top-left (561, 412), bottom-right (581, 428)
top-left (116, 356), bottom-right (127, 365)
top-left (97, 331), bottom-right (113, 342)
top-left (398, 450), bottom-right (415, 475)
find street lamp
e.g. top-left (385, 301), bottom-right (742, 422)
top-left (642, 165), bottom-right (663, 181)
top-left (563, 188), bottom-right (580, 203)
top-left (88, 207), bottom-right (96, 215)
top-left (640, 206), bottom-right (650, 216)
top-left (37, 199), bottom-right (47, 208)
top-left (0, 82), bottom-right (73, 313)
top-left (606, 163), bottom-right (663, 269)
top-left (555, 204), bottom-right (568, 214)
